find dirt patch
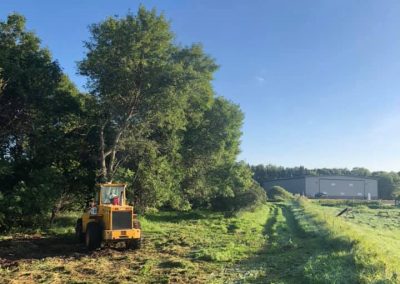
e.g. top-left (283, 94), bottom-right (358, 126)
top-left (0, 234), bottom-right (86, 263)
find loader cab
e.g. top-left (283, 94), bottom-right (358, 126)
top-left (97, 183), bottom-right (127, 206)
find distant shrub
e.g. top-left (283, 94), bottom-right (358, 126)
top-left (267, 186), bottom-right (293, 201)
top-left (211, 182), bottom-right (267, 212)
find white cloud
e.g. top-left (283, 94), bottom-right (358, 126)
top-left (255, 76), bottom-right (265, 84)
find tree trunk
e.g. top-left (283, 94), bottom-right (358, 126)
top-left (107, 130), bottom-right (123, 182)
top-left (99, 104), bottom-right (137, 182)
top-left (49, 207), bottom-right (58, 227)
top-left (99, 122), bottom-right (108, 181)
top-left (49, 193), bottom-right (66, 227)
top-left (105, 113), bottom-right (134, 182)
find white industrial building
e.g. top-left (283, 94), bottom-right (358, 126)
top-left (263, 175), bottom-right (378, 199)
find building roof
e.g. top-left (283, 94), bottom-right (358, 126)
top-left (264, 175), bottom-right (379, 182)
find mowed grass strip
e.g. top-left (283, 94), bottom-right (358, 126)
top-left (234, 202), bottom-right (357, 283)
top-left (0, 205), bottom-right (270, 284)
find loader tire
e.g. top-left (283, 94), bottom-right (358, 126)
top-left (133, 219), bottom-right (141, 229)
top-left (127, 238), bottom-right (141, 250)
top-left (85, 222), bottom-right (102, 251)
top-left (128, 220), bottom-right (142, 249)
top-left (75, 219), bottom-right (85, 243)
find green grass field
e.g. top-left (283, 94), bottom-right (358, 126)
top-left (2, 200), bottom-right (400, 283)
top-left (0, 207), bottom-right (270, 283)
top-left (303, 199), bottom-right (400, 283)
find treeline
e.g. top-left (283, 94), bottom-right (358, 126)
top-left (0, 8), bottom-right (265, 231)
top-left (251, 164), bottom-right (400, 199)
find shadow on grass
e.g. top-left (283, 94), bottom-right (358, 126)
top-left (236, 203), bottom-right (357, 283)
top-left (0, 233), bottom-right (88, 265)
top-left (144, 210), bottom-right (219, 223)
top-left (262, 205), bottom-right (278, 242)
top-left (0, 214), bottom-right (89, 265)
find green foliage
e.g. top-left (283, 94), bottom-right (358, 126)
top-left (78, 7), bottom-right (218, 185)
top-left (0, 7), bottom-right (255, 230)
top-left (375, 172), bottom-right (400, 199)
top-left (210, 163), bottom-right (267, 212)
top-left (267, 186), bottom-right (293, 201)
top-left (0, 13), bottom-right (95, 231)
top-left (78, 7), bottom-right (253, 212)
top-left (181, 97), bottom-right (246, 206)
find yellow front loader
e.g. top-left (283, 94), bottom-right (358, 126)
top-left (75, 183), bottom-right (141, 250)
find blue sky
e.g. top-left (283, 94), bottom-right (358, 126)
top-left (1, 0), bottom-right (400, 172)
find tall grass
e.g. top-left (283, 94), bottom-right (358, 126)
top-left (315, 199), bottom-right (395, 210)
top-left (298, 198), bottom-right (400, 283)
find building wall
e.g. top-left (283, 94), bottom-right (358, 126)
top-left (365, 179), bottom-right (378, 198)
top-left (263, 177), bottom-right (305, 195)
top-left (263, 176), bottom-right (378, 199)
top-left (305, 176), bottom-right (378, 199)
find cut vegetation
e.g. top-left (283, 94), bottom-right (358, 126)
top-left (0, 206), bottom-right (270, 283)
top-left (3, 195), bottom-right (400, 283)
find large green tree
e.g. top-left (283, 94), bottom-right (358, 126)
top-left (180, 97), bottom-right (244, 205)
top-left (0, 14), bottom-right (94, 229)
top-left (79, 7), bottom-right (214, 207)
top-left (79, 7), bottom-right (203, 182)
top-left (79, 7), bottom-right (258, 211)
